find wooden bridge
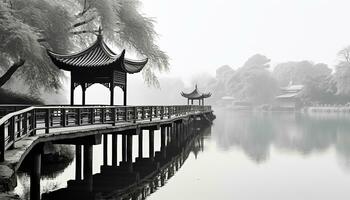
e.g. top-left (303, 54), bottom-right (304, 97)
top-left (0, 104), bottom-right (214, 200)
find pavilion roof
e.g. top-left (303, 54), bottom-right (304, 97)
top-left (181, 84), bottom-right (212, 99)
top-left (47, 34), bottom-right (148, 74)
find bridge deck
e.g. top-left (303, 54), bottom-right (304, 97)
top-left (3, 114), bottom-right (194, 169)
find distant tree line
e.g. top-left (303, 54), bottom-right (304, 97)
top-left (204, 46), bottom-right (350, 105)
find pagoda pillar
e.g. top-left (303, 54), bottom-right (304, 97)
top-left (123, 88), bottom-right (127, 106)
top-left (110, 84), bottom-right (114, 106)
top-left (124, 74), bottom-right (127, 106)
top-left (191, 99), bottom-right (193, 105)
top-left (82, 84), bottom-right (86, 105)
top-left (70, 78), bottom-right (74, 105)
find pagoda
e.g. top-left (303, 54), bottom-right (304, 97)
top-left (47, 29), bottom-right (148, 105)
top-left (181, 84), bottom-right (211, 105)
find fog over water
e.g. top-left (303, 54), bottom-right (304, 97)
top-left (147, 109), bottom-right (350, 200)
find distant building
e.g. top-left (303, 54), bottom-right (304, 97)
top-left (274, 82), bottom-right (304, 110)
top-left (217, 96), bottom-right (253, 110)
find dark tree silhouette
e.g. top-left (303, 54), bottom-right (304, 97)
top-left (0, 59), bottom-right (25, 88)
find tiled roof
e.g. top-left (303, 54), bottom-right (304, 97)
top-left (181, 85), bottom-right (212, 99)
top-left (47, 34), bottom-right (147, 74)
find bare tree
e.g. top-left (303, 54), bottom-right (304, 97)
top-left (338, 46), bottom-right (350, 64)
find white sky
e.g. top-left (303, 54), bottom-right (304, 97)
top-left (141, 0), bottom-right (350, 81)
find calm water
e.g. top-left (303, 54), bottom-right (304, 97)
top-left (15, 108), bottom-right (350, 199)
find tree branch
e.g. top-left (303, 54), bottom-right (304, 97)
top-left (0, 59), bottom-right (25, 88)
top-left (72, 16), bottom-right (96, 29)
top-left (70, 29), bottom-right (99, 35)
top-left (76, 0), bottom-right (91, 17)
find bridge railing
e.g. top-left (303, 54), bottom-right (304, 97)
top-left (0, 105), bottom-right (31, 118)
top-left (0, 105), bottom-right (211, 162)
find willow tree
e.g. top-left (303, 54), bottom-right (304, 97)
top-left (0, 0), bottom-right (169, 95)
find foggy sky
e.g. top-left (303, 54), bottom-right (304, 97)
top-left (141, 0), bottom-right (350, 81)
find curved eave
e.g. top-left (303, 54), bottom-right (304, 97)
top-left (122, 57), bottom-right (148, 74)
top-left (181, 91), bottom-right (211, 99)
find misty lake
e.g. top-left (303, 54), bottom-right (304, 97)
top-left (14, 108), bottom-right (350, 200)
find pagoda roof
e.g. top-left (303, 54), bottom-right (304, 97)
top-left (47, 34), bottom-right (148, 74)
top-left (181, 84), bottom-right (212, 99)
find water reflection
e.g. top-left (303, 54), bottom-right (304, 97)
top-left (213, 108), bottom-right (350, 168)
top-left (40, 122), bottom-right (211, 200)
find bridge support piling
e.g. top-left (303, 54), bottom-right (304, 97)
top-left (103, 134), bottom-right (108, 166)
top-left (138, 132), bottom-right (143, 158)
top-left (182, 123), bottom-right (187, 140)
top-left (160, 126), bottom-right (166, 158)
top-left (83, 145), bottom-right (93, 192)
top-left (30, 147), bottom-right (41, 200)
top-left (176, 124), bottom-right (181, 148)
top-left (122, 134), bottom-right (127, 162)
top-left (181, 123), bottom-right (185, 143)
top-left (171, 125), bottom-right (175, 145)
top-left (112, 134), bottom-right (118, 166)
top-left (149, 130), bottom-right (154, 160)
top-left (127, 134), bottom-right (133, 172)
top-left (166, 127), bottom-right (171, 145)
top-left (75, 145), bottom-right (82, 180)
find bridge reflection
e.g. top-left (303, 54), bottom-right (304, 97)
top-left (41, 119), bottom-right (211, 200)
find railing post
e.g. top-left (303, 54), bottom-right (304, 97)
top-left (77, 108), bottom-right (81, 125)
top-left (133, 107), bottom-right (137, 123)
top-left (61, 108), bottom-right (66, 127)
top-left (31, 110), bottom-right (36, 136)
top-left (112, 108), bottom-right (116, 125)
top-left (90, 108), bottom-right (94, 124)
top-left (155, 106), bottom-right (158, 118)
top-left (45, 109), bottom-right (50, 134)
top-left (124, 107), bottom-right (128, 122)
top-left (168, 106), bottom-right (171, 119)
top-left (116, 108), bottom-right (119, 122)
top-left (141, 107), bottom-right (145, 120)
top-left (9, 117), bottom-right (15, 149)
top-left (160, 106), bottom-right (164, 120)
top-left (150, 107), bottom-right (153, 121)
top-left (101, 108), bottom-right (106, 123)
top-left (50, 110), bottom-right (54, 127)
top-left (16, 115), bottom-right (20, 138)
top-left (23, 113), bottom-right (28, 135)
top-left (0, 124), bottom-right (5, 162)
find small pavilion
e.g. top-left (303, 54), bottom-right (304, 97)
top-left (47, 29), bottom-right (148, 105)
top-left (181, 84), bottom-right (211, 105)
